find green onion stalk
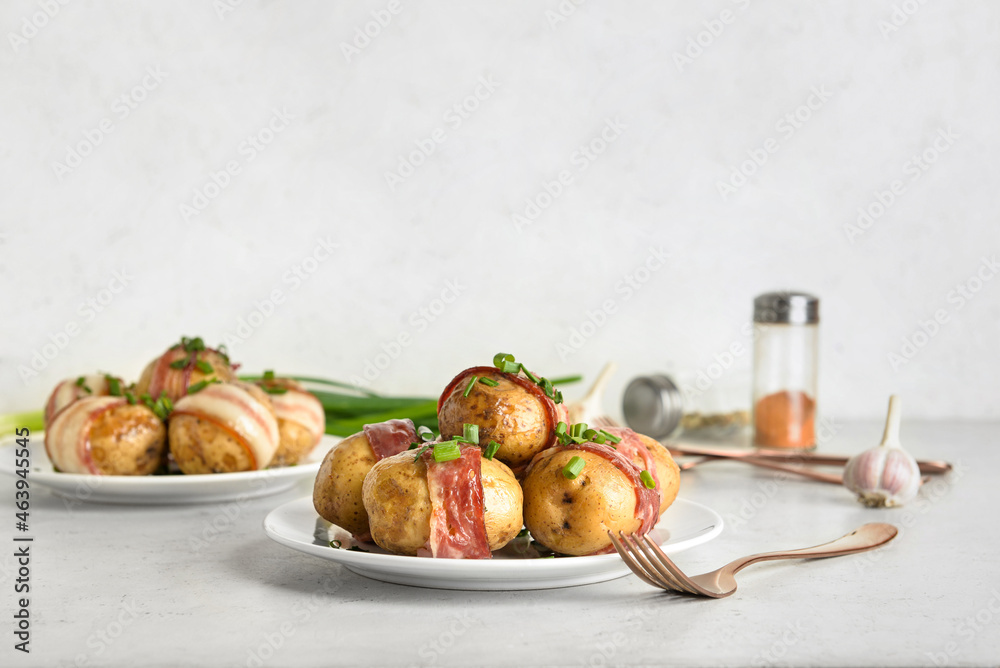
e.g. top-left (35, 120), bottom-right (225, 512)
top-left (1, 373), bottom-right (583, 439)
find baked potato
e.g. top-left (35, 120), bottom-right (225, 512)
top-left (362, 446), bottom-right (522, 557)
top-left (522, 442), bottom-right (660, 556)
top-left (254, 376), bottom-right (325, 466)
top-left (136, 338), bottom-right (235, 402)
top-left (438, 366), bottom-right (567, 473)
top-left (604, 428), bottom-right (681, 515)
top-left (44, 373), bottom-right (124, 427)
top-left (313, 419), bottom-right (418, 538)
top-left (45, 396), bottom-right (166, 475)
top-left (168, 381), bottom-right (279, 474)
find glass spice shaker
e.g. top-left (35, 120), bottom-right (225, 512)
top-left (752, 291), bottom-right (819, 449)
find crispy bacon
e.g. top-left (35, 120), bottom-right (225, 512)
top-left (421, 445), bottom-right (491, 559)
top-left (45, 396), bottom-right (127, 474)
top-left (363, 419), bottom-right (418, 461)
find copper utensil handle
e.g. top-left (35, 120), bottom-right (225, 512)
top-left (668, 442), bottom-right (951, 475)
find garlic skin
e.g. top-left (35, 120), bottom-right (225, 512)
top-left (843, 443), bottom-right (921, 508)
top-left (843, 395), bottom-right (921, 508)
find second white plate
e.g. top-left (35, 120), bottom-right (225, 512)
top-left (0, 433), bottom-right (340, 505)
top-left (264, 496), bottom-right (724, 590)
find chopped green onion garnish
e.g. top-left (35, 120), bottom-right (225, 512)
top-left (433, 441), bottom-right (462, 463)
top-left (187, 380), bottom-right (211, 394)
top-left (263, 386), bottom-right (289, 395)
top-left (493, 353), bottom-right (515, 368)
top-left (330, 539), bottom-right (342, 548)
top-left (517, 528), bottom-right (530, 538)
top-left (75, 376), bottom-right (92, 394)
top-left (162, 396), bottom-right (174, 411)
top-left (195, 360), bottom-right (214, 374)
top-left (412, 444), bottom-right (431, 461)
top-left (562, 456), bottom-right (586, 479)
top-left (106, 375), bottom-right (122, 397)
top-left (541, 378), bottom-right (554, 398)
top-left (125, 392), bottom-right (136, 405)
top-left (555, 421), bottom-right (568, 436)
top-left (553, 389), bottom-right (564, 404)
top-left (583, 429), bottom-right (598, 440)
top-left (522, 367), bottom-right (540, 383)
top-left (478, 377), bottom-right (498, 387)
top-left (463, 423), bottom-right (479, 444)
top-left (463, 376), bottom-right (479, 397)
top-left (600, 430), bottom-right (621, 444)
top-left (640, 470), bottom-right (657, 489)
top-left (408, 442), bottom-right (420, 450)
top-left (169, 359), bottom-right (187, 369)
top-left (263, 370), bottom-right (275, 380)
top-left (418, 426), bottom-right (435, 442)
top-left (570, 423), bottom-right (588, 439)
top-left (484, 440), bottom-right (500, 460)
top-left (500, 360), bottom-right (521, 374)
top-left (591, 432), bottom-right (607, 444)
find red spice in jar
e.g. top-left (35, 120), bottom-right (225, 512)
top-left (754, 390), bottom-right (816, 449)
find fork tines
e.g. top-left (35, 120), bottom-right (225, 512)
top-left (608, 530), bottom-right (705, 595)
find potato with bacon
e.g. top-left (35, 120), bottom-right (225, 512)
top-left (254, 373), bottom-right (326, 466)
top-left (522, 432), bottom-right (664, 556)
top-left (45, 396), bottom-right (166, 476)
top-left (167, 381), bottom-right (279, 474)
top-left (136, 336), bottom-right (235, 403)
top-left (44, 373), bottom-right (127, 427)
top-left (362, 442), bottom-right (522, 558)
top-left (437, 354), bottom-right (568, 474)
top-left (313, 419), bottom-right (418, 538)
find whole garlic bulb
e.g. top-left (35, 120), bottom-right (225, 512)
top-left (843, 395), bottom-right (921, 508)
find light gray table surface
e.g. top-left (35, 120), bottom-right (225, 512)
top-left (2, 421), bottom-right (996, 668)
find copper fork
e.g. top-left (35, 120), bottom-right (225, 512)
top-left (609, 523), bottom-right (898, 598)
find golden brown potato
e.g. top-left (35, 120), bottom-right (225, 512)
top-left (45, 397), bottom-right (167, 476)
top-left (438, 366), bottom-right (558, 473)
top-left (313, 432), bottom-right (378, 537)
top-left (635, 433), bottom-right (681, 514)
top-left (362, 449), bottom-right (522, 556)
top-left (272, 420), bottom-right (316, 467)
top-left (523, 448), bottom-right (644, 556)
top-left (168, 382), bottom-right (279, 474)
top-left (89, 404), bottom-right (167, 475)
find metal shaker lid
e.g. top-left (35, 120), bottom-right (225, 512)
top-left (622, 375), bottom-right (683, 439)
top-left (753, 291), bottom-right (819, 325)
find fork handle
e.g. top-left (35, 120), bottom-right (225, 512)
top-left (729, 523), bottom-right (898, 573)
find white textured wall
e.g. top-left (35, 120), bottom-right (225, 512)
top-left (2, 1), bottom-right (998, 420)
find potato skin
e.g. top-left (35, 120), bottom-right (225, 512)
top-left (89, 404), bottom-right (166, 476)
top-left (313, 432), bottom-right (378, 537)
top-left (168, 415), bottom-right (255, 474)
top-left (438, 368), bottom-right (554, 472)
top-left (272, 419), bottom-right (316, 467)
top-left (361, 449), bottom-right (523, 555)
top-left (634, 434), bottom-right (681, 515)
top-left (523, 448), bottom-right (642, 556)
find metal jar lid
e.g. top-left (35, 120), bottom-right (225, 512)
top-left (622, 375), bottom-right (684, 439)
top-left (753, 291), bottom-right (819, 325)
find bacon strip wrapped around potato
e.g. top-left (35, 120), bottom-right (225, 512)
top-left (167, 382), bottom-right (278, 474)
top-left (523, 440), bottom-right (661, 556)
top-left (438, 365), bottom-right (569, 474)
top-left (254, 377), bottom-right (325, 466)
top-left (44, 374), bottom-right (124, 427)
top-left (45, 396), bottom-right (166, 475)
top-left (361, 444), bottom-right (522, 558)
top-left (136, 338), bottom-right (235, 403)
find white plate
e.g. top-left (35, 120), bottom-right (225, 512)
top-left (264, 496), bottom-right (724, 590)
top-left (0, 433), bottom-right (340, 505)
